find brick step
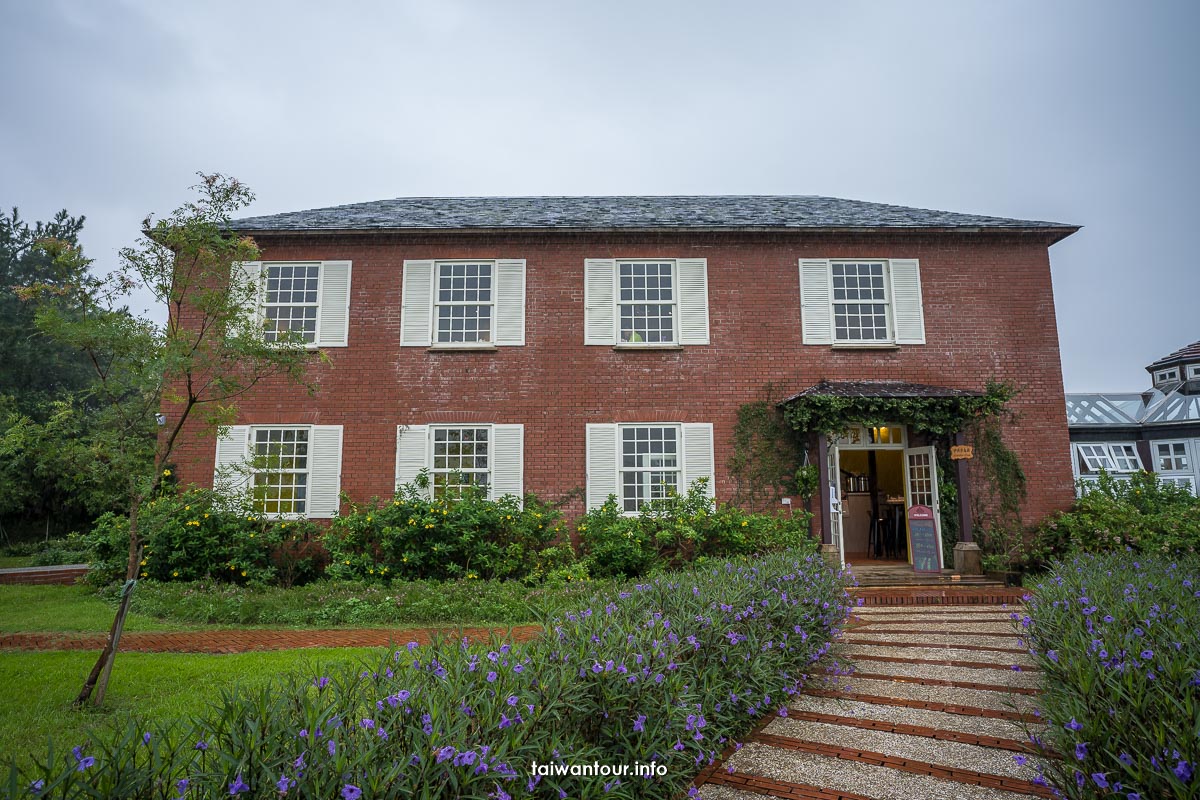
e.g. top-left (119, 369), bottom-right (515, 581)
top-left (0, 565), bottom-right (88, 585)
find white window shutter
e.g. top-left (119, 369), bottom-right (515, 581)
top-left (400, 260), bottom-right (434, 346)
top-left (586, 423), bottom-right (619, 508)
top-left (229, 261), bottom-right (262, 333)
top-left (213, 425), bottom-right (251, 499)
top-left (681, 423), bottom-right (716, 499)
top-left (799, 259), bottom-right (833, 345)
top-left (676, 258), bottom-right (710, 345)
top-left (494, 259), bottom-right (526, 346)
top-left (889, 259), bottom-right (926, 345)
top-left (584, 259), bottom-right (617, 345)
top-left (316, 261), bottom-right (352, 347)
top-left (489, 424), bottom-right (524, 503)
top-left (308, 425), bottom-right (343, 518)
top-left (395, 424), bottom-right (429, 492)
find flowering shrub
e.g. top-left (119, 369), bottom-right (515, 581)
top-left (579, 479), bottom-right (813, 578)
top-left (1018, 552), bottom-right (1199, 798)
top-left (82, 490), bottom-right (324, 587)
top-left (323, 478), bottom-right (573, 583)
top-left (1029, 471), bottom-right (1200, 565)
top-left (5, 549), bottom-right (850, 799)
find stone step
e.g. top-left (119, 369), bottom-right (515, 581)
top-left (852, 621), bottom-right (1020, 635)
top-left (852, 604), bottom-right (1015, 615)
top-left (839, 643), bottom-right (1036, 668)
top-left (845, 632), bottom-right (1026, 651)
top-left (813, 675), bottom-right (1040, 716)
top-left (712, 741), bottom-right (1044, 799)
top-left (850, 613), bottom-right (1016, 624)
top-left (846, 659), bottom-right (1040, 690)
top-left (783, 695), bottom-right (1040, 744)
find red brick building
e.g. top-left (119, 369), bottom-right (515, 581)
top-left (169, 196), bottom-right (1079, 573)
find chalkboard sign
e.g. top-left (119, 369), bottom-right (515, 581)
top-left (907, 505), bottom-right (943, 574)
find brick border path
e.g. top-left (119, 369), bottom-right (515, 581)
top-left (0, 625), bottom-right (543, 654)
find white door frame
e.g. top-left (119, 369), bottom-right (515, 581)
top-left (827, 443), bottom-right (844, 569)
top-left (903, 445), bottom-right (943, 566)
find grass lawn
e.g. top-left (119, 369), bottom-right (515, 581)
top-left (0, 584), bottom-right (194, 633)
top-left (0, 647), bottom-right (380, 769)
top-left (0, 555), bottom-right (34, 569)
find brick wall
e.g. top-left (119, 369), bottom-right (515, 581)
top-left (167, 230), bottom-right (1075, 523)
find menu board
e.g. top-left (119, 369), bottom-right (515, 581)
top-left (907, 505), bottom-right (942, 574)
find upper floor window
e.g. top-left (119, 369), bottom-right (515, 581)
top-left (1156, 441), bottom-right (1189, 472)
top-left (401, 259), bottom-right (526, 347)
top-left (831, 261), bottom-right (889, 342)
top-left (584, 258), bottom-right (709, 346)
top-left (1188, 364), bottom-right (1200, 380)
top-left (232, 261), bottom-right (352, 348)
top-left (435, 262), bottom-right (494, 344)
top-left (263, 264), bottom-right (320, 344)
top-left (1154, 368), bottom-right (1180, 386)
top-left (799, 258), bottom-right (925, 346)
top-left (618, 261), bottom-right (676, 344)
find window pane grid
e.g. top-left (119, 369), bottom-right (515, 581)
top-left (907, 452), bottom-right (934, 507)
top-left (252, 428), bottom-right (309, 515)
top-left (1156, 442), bottom-right (1189, 472)
top-left (832, 262), bottom-right (889, 342)
top-left (1110, 444), bottom-right (1141, 472)
top-left (432, 427), bottom-right (490, 498)
top-left (619, 262), bottom-right (675, 343)
top-left (263, 264), bottom-right (319, 344)
top-left (620, 426), bottom-right (679, 512)
top-left (436, 263), bottom-right (493, 343)
top-left (1078, 444), bottom-right (1117, 473)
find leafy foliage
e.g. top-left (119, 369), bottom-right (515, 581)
top-left (578, 479), bottom-right (814, 579)
top-left (781, 380), bottom-right (1015, 436)
top-left (1020, 553), bottom-right (1199, 798)
top-left (82, 490), bottom-right (323, 588)
top-left (1029, 471), bottom-right (1200, 566)
top-left (3, 549), bottom-right (850, 799)
top-left (323, 476), bottom-right (574, 583)
top-left (728, 391), bottom-right (802, 508)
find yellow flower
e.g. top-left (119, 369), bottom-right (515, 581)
top-left (184, 505), bottom-right (190, 511)
top-left (140, 559), bottom-right (147, 566)
top-left (506, 515), bottom-right (512, 520)
top-left (579, 524), bottom-right (586, 531)
top-left (241, 570), bottom-right (247, 577)
top-left (249, 533), bottom-right (255, 538)
top-left (467, 572), bottom-right (478, 580)
top-left (344, 560), bottom-right (351, 565)
top-left (741, 520), bottom-right (748, 527)
top-left (162, 469), bottom-right (171, 477)
top-left (367, 516), bottom-right (373, 522)
top-left (204, 513), bottom-right (210, 519)
top-left (172, 571), bottom-right (179, 577)
top-left (141, 571), bottom-right (147, 577)
top-left (402, 557), bottom-right (408, 563)
top-left (442, 510), bottom-right (447, 516)
top-left (369, 568), bottom-right (375, 574)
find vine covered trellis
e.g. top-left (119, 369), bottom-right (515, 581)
top-left (780, 381), bottom-right (1016, 436)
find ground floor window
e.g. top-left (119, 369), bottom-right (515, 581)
top-left (620, 425), bottom-right (681, 512)
top-left (251, 427), bottom-right (310, 515)
top-left (431, 426), bottom-right (490, 499)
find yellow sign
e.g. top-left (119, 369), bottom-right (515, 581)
top-left (950, 445), bottom-right (974, 460)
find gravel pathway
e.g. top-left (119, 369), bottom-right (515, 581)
top-left (693, 601), bottom-right (1049, 799)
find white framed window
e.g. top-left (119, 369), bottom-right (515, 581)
top-left (584, 258), bottom-right (709, 346)
top-left (213, 424), bottom-right (343, 518)
top-left (430, 426), bottom-right (491, 498)
top-left (251, 427), bottom-right (310, 515)
top-left (1188, 364), bottom-right (1200, 380)
top-left (395, 424), bottom-right (524, 502)
top-left (401, 259), bottom-right (525, 347)
top-left (799, 258), bottom-right (925, 346)
top-left (585, 422), bottom-right (715, 512)
top-left (1155, 441), bottom-right (1189, 472)
top-left (434, 262), bottom-right (495, 344)
top-left (1075, 443), bottom-right (1142, 474)
top-left (1159, 475), bottom-right (1197, 495)
top-left (620, 425), bottom-right (682, 511)
top-left (1154, 368), bottom-right (1180, 385)
top-left (233, 261), bottom-right (352, 348)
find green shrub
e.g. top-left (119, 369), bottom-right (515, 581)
top-left (578, 478), bottom-right (814, 578)
top-left (81, 490), bottom-right (323, 587)
top-left (1029, 471), bottom-right (1200, 566)
top-left (323, 475), bottom-right (573, 583)
top-left (4, 549), bottom-right (850, 799)
top-left (1020, 552), bottom-right (1199, 798)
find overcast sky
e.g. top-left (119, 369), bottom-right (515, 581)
top-left (3, 0), bottom-right (1197, 392)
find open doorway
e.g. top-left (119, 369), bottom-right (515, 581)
top-left (837, 449), bottom-right (907, 563)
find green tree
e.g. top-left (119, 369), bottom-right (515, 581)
top-left (21, 174), bottom-right (313, 706)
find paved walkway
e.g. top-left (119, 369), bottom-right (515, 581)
top-left (694, 602), bottom-right (1047, 799)
top-left (0, 625), bottom-right (543, 654)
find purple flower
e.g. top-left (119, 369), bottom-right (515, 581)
top-left (142, 733), bottom-right (152, 745)
top-left (407, 641), bottom-right (419, 652)
top-left (313, 676), bottom-right (330, 689)
top-left (28, 780), bottom-right (45, 796)
top-left (1175, 760), bottom-right (1193, 782)
top-left (1047, 650), bottom-right (1059, 663)
top-left (1065, 718), bottom-right (1083, 731)
top-left (1128, 794), bottom-right (1142, 800)
top-left (175, 778), bottom-right (188, 798)
top-left (1141, 649), bottom-right (1154, 660)
top-left (436, 746), bottom-right (456, 763)
top-left (1092, 773), bottom-right (1109, 789)
top-left (1013, 755), bottom-right (1028, 766)
top-left (194, 740), bottom-right (208, 751)
top-left (1075, 742), bottom-right (1088, 761)
top-left (293, 753), bottom-right (306, 769)
top-left (328, 740), bottom-right (336, 756)
top-left (341, 786), bottom-right (362, 800)
top-left (513, 663), bottom-right (524, 673)
top-left (228, 775), bottom-right (249, 795)
top-left (1118, 752), bottom-right (1134, 767)
top-left (633, 714), bottom-right (646, 732)
top-left (487, 671), bottom-right (498, 682)
top-left (1075, 770), bottom-right (1086, 788)
top-left (499, 713), bottom-right (512, 729)
top-left (276, 774), bottom-right (295, 794)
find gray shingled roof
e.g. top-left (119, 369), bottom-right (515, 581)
top-left (779, 380), bottom-right (983, 405)
top-left (229, 196), bottom-right (1077, 238)
top-left (1145, 340), bottom-right (1200, 372)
